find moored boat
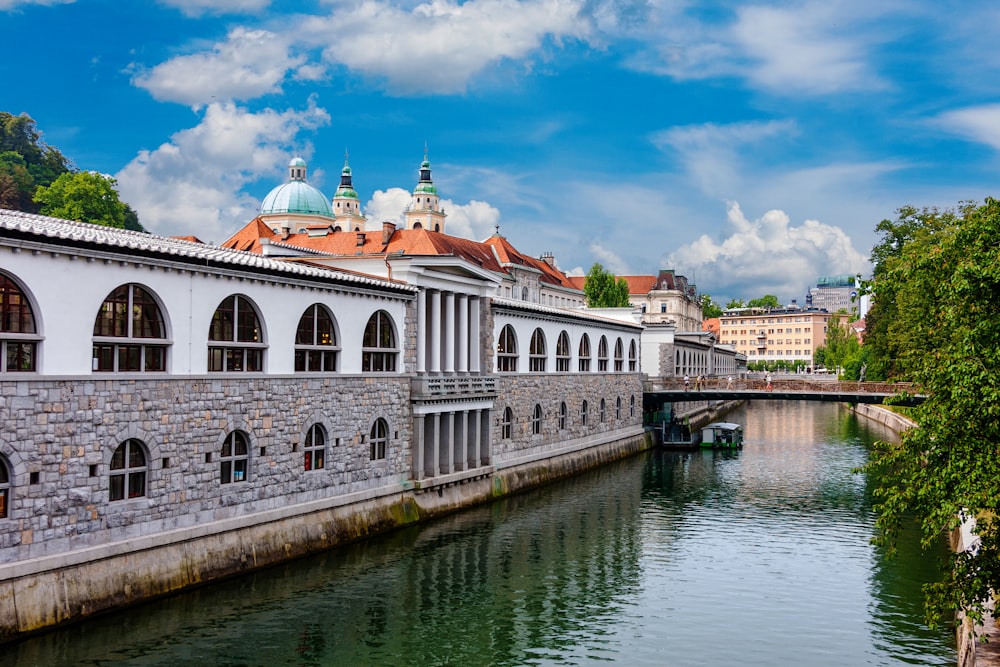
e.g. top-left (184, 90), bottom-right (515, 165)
top-left (700, 422), bottom-right (744, 449)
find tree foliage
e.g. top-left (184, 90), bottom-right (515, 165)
top-left (725, 297), bottom-right (746, 309)
top-left (583, 263), bottom-right (631, 308)
top-left (865, 197), bottom-right (1000, 631)
top-left (700, 293), bottom-right (722, 319)
top-left (815, 314), bottom-right (863, 377)
top-left (747, 294), bottom-right (781, 308)
top-left (33, 171), bottom-right (128, 228)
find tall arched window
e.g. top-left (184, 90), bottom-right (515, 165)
top-left (630, 394), bottom-right (636, 417)
top-left (370, 418), bottom-right (388, 460)
top-left (0, 456), bottom-right (10, 518)
top-left (109, 439), bottom-right (147, 501)
top-left (556, 331), bottom-right (570, 372)
top-left (295, 304), bottom-right (339, 372)
top-left (362, 310), bottom-right (397, 372)
top-left (220, 431), bottom-right (250, 484)
top-left (629, 340), bottom-right (638, 371)
top-left (559, 401), bottom-right (567, 430)
top-left (0, 272), bottom-right (39, 372)
top-left (614, 338), bottom-right (624, 371)
top-left (497, 324), bottom-right (517, 372)
top-left (578, 334), bottom-right (591, 372)
top-left (93, 284), bottom-right (167, 372)
top-left (580, 400), bottom-right (589, 426)
top-left (598, 336), bottom-right (609, 371)
top-left (521, 287), bottom-right (529, 301)
top-left (600, 398), bottom-right (607, 423)
top-left (209, 295), bottom-right (264, 372)
top-left (616, 396), bottom-right (622, 420)
top-left (304, 423), bottom-right (326, 471)
top-left (501, 407), bottom-right (513, 439)
top-left (532, 404), bottom-right (542, 434)
top-left (529, 328), bottom-right (546, 372)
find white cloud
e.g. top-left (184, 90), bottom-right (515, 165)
top-left (115, 101), bottom-right (331, 242)
top-left (157, 0), bottom-right (269, 17)
top-left (588, 242), bottom-right (629, 275)
top-left (364, 188), bottom-right (411, 228)
top-left (304, 0), bottom-right (590, 94)
top-left (0, 0), bottom-right (73, 9)
top-left (666, 201), bottom-right (867, 302)
top-left (132, 27), bottom-right (306, 106)
top-left (936, 104), bottom-right (1000, 150)
top-left (441, 199), bottom-right (501, 240)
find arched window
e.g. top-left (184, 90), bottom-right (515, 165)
top-left (521, 287), bottom-right (529, 301)
top-left (629, 340), bottom-right (638, 371)
top-left (0, 456), bottom-right (10, 518)
top-left (295, 304), bottom-right (339, 372)
top-left (532, 404), bottom-right (542, 434)
top-left (598, 336), bottom-right (609, 371)
top-left (220, 431), bottom-right (249, 484)
top-left (93, 284), bottom-right (167, 372)
top-left (304, 423), bottom-right (326, 471)
top-left (630, 394), bottom-right (636, 417)
top-left (0, 272), bottom-right (39, 372)
top-left (109, 439), bottom-right (147, 501)
top-left (559, 401), bottom-right (567, 430)
top-left (616, 396), bottom-right (622, 420)
top-left (529, 328), bottom-right (546, 372)
top-left (362, 310), bottom-right (397, 372)
top-left (578, 334), bottom-right (591, 372)
top-left (614, 338), bottom-right (624, 371)
top-left (580, 400), bottom-right (589, 426)
top-left (497, 324), bottom-right (517, 372)
top-left (600, 398), bottom-right (606, 423)
top-left (208, 296), bottom-right (264, 372)
top-left (501, 407), bottom-right (513, 439)
top-left (556, 331), bottom-right (570, 372)
top-left (370, 418), bottom-right (388, 460)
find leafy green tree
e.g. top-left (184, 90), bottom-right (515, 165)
top-left (748, 294), bottom-right (781, 308)
top-left (33, 171), bottom-right (128, 228)
top-left (700, 293), bottom-right (722, 319)
top-left (866, 197), bottom-right (1000, 631)
top-left (0, 112), bottom-right (69, 201)
top-left (583, 263), bottom-right (630, 307)
top-left (725, 298), bottom-right (746, 309)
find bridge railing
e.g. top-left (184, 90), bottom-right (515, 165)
top-left (644, 376), bottom-right (919, 395)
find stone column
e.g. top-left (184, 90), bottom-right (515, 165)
top-left (441, 411), bottom-right (454, 474)
top-left (457, 293), bottom-right (469, 373)
top-left (479, 408), bottom-right (490, 465)
top-left (468, 409), bottom-right (481, 468)
top-left (416, 290), bottom-right (426, 373)
top-left (430, 290), bottom-right (441, 374)
top-left (413, 414), bottom-right (425, 480)
top-left (444, 291), bottom-right (455, 374)
top-left (454, 409), bottom-right (467, 471)
top-left (469, 296), bottom-right (481, 373)
top-left (429, 412), bottom-right (440, 477)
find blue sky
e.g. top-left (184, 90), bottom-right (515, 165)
top-left (3, 0), bottom-right (999, 304)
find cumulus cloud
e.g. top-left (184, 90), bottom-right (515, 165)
top-left (441, 199), bottom-right (501, 240)
top-left (588, 242), bottom-right (629, 275)
top-left (0, 0), bottom-right (72, 9)
top-left (157, 0), bottom-right (270, 17)
top-left (364, 188), bottom-right (411, 228)
top-left (666, 201), bottom-right (867, 302)
top-left (132, 27), bottom-right (306, 106)
top-left (115, 100), bottom-right (331, 242)
top-left (935, 104), bottom-right (1000, 150)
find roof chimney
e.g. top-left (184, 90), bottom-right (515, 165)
top-left (540, 251), bottom-right (556, 267)
top-left (356, 231), bottom-right (366, 247)
top-left (382, 221), bottom-right (396, 245)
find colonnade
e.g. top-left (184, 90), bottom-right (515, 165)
top-left (416, 289), bottom-right (482, 374)
top-left (413, 407), bottom-right (491, 479)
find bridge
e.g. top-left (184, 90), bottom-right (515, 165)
top-left (643, 377), bottom-right (926, 407)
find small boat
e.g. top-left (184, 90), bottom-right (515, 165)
top-left (700, 422), bottom-right (744, 449)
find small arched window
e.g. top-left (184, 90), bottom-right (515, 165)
top-left (521, 287), bottom-right (529, 301)
top-left (304, 423), bottom-right (326, 471)
top-left (600, 398), bottom-right (607, 423)
top-left (501, 407), bottom-right (513, 439)
top-left (220, 431), bottom-right (250, 484)
top-left (0, 272), bottom-right (39, 373)
top-left (93, 284), bottom-right (168, 372)
top-left (630, 394), bottom-right (636, 418)
top-left (529, 328), bottom-right (546, 372)
top-left (362, 310), bottom-right (397, 372)
top-left (614, 338), bottom-right (624, 371)
top-left (580, 400), bottom-right (589, 426)
top-left (556, 331), bottom-right (570, 372)
top-left (559, 402), bottom-right (567, 430)
top-left (629, 340), bottom-right (638, 371)
top-left (0, 456), bottom-right (10, 518)
top-left (616, 396), bottom-right (622, 420)
top-left (109, 439), bottom-right (147, 501)
top-left (598, 336), bottom-right (609, 371)
top-left (295, 304), bottom-right (339, 372)
top-left (578, 334), bottom-right (591, 372)
top-left (532, 404), bottom-right (542, 435)
top-left (208, 295), bottom-right (264, 372)
top-left (497, 325), bottom-right (518, 372)
top-left (370, 418), bottom-right (388, 460)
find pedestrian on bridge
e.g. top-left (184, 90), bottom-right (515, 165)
top-left (684, 375), bottom-right (690, 391)
top-left (766, 373), bottom-right (773, 391)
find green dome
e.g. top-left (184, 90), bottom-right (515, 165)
top-left (261, 181), bottom-right (333, 216)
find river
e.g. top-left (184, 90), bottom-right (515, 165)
top-left (8, 401), bottom-right (953, 666)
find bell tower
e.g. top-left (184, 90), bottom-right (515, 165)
top-left (332, 152), bottom-right (366, 232)
top-left (404, 150), bottom-right (446, 233)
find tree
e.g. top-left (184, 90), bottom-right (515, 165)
top-left (583, 263), bottom-right (630, 307)
top-left (725, 297), bottom-right (746, 309)
top-left (747, 294), bottom-right (781, 309)
top-left (866, 197), bottom-right (1000, 632)
top-left (33, 171), bottom-right (128, 228)
top-left (0, 112), bottom-right (69, 210)
top-left (700, 293), bottom-right (722, 319)
top-left (817, 313), bottom-right (861, 377)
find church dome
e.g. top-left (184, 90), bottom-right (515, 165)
top-left (260, 158), bottom-right (333, 217)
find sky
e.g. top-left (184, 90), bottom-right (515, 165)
top-left (3, 0), bottom-right (999, 305)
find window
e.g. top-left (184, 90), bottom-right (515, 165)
top-left (597, 336), bottom-right (609, 371)
top-left (628, 340), bottom-right (637, 371)
top-left (521, 287), bottom-right (529, 300)
top-left (109, 439), bottom-right (147, 501)
top-left (295, 304), bottom-right (339, 372)
top-left (559, 402), bottom-right (567, 430)
top-left (0, 272), bottom-right (39, 372)
top-left (578, 334), bottom-right (591, 372)
top-left (600, 398), bottom-right (606, 423)
top-left (580, 400), bottom-right (588, 426)
top-left (370, 418), bottom-right (388, 460)
top-left (208, 295), bottom-right (264, 372)
top-left (220, 431), bottom-right (249, 484)
top-left (532, 404), bottom-right (542, 434)
top-left (616, 396), bottom-right (622, 420)
top-left (556, 331), bottom-right (570, 372)
top-left (304, 423), bottom-right (326, 471)
top-left (362, 310), bottom-right (397, 372)
top-left (529, 328), bottom-right (546, 372)
top-left (497, 324), bottom-right (517, 372)
top-left (630, 395), bottom-right (636, 417)
top-left (0, 456), bottom-right (10, 518)
top-left (92, 284), bottom-right (167, 372)
top-left (614, 338), bottom-right (624, 371)
top-left (501, 407), bottom-right (513, 439)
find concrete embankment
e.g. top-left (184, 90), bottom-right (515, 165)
top-left (0, 429), bottom-right (651, 643)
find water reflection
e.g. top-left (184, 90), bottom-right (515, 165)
top-left (10, 401), bottom-right (952, 666)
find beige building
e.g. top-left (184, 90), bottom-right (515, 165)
top-left (718, 306), bottom-right (832, 367)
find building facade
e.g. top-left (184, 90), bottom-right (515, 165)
top-left (717, 306), bottom-right (831, 367)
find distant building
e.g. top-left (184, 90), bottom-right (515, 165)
top-left (718, 305), bottom-right (832, 368)
top-left (806, 275), bottom-right (858, 316)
